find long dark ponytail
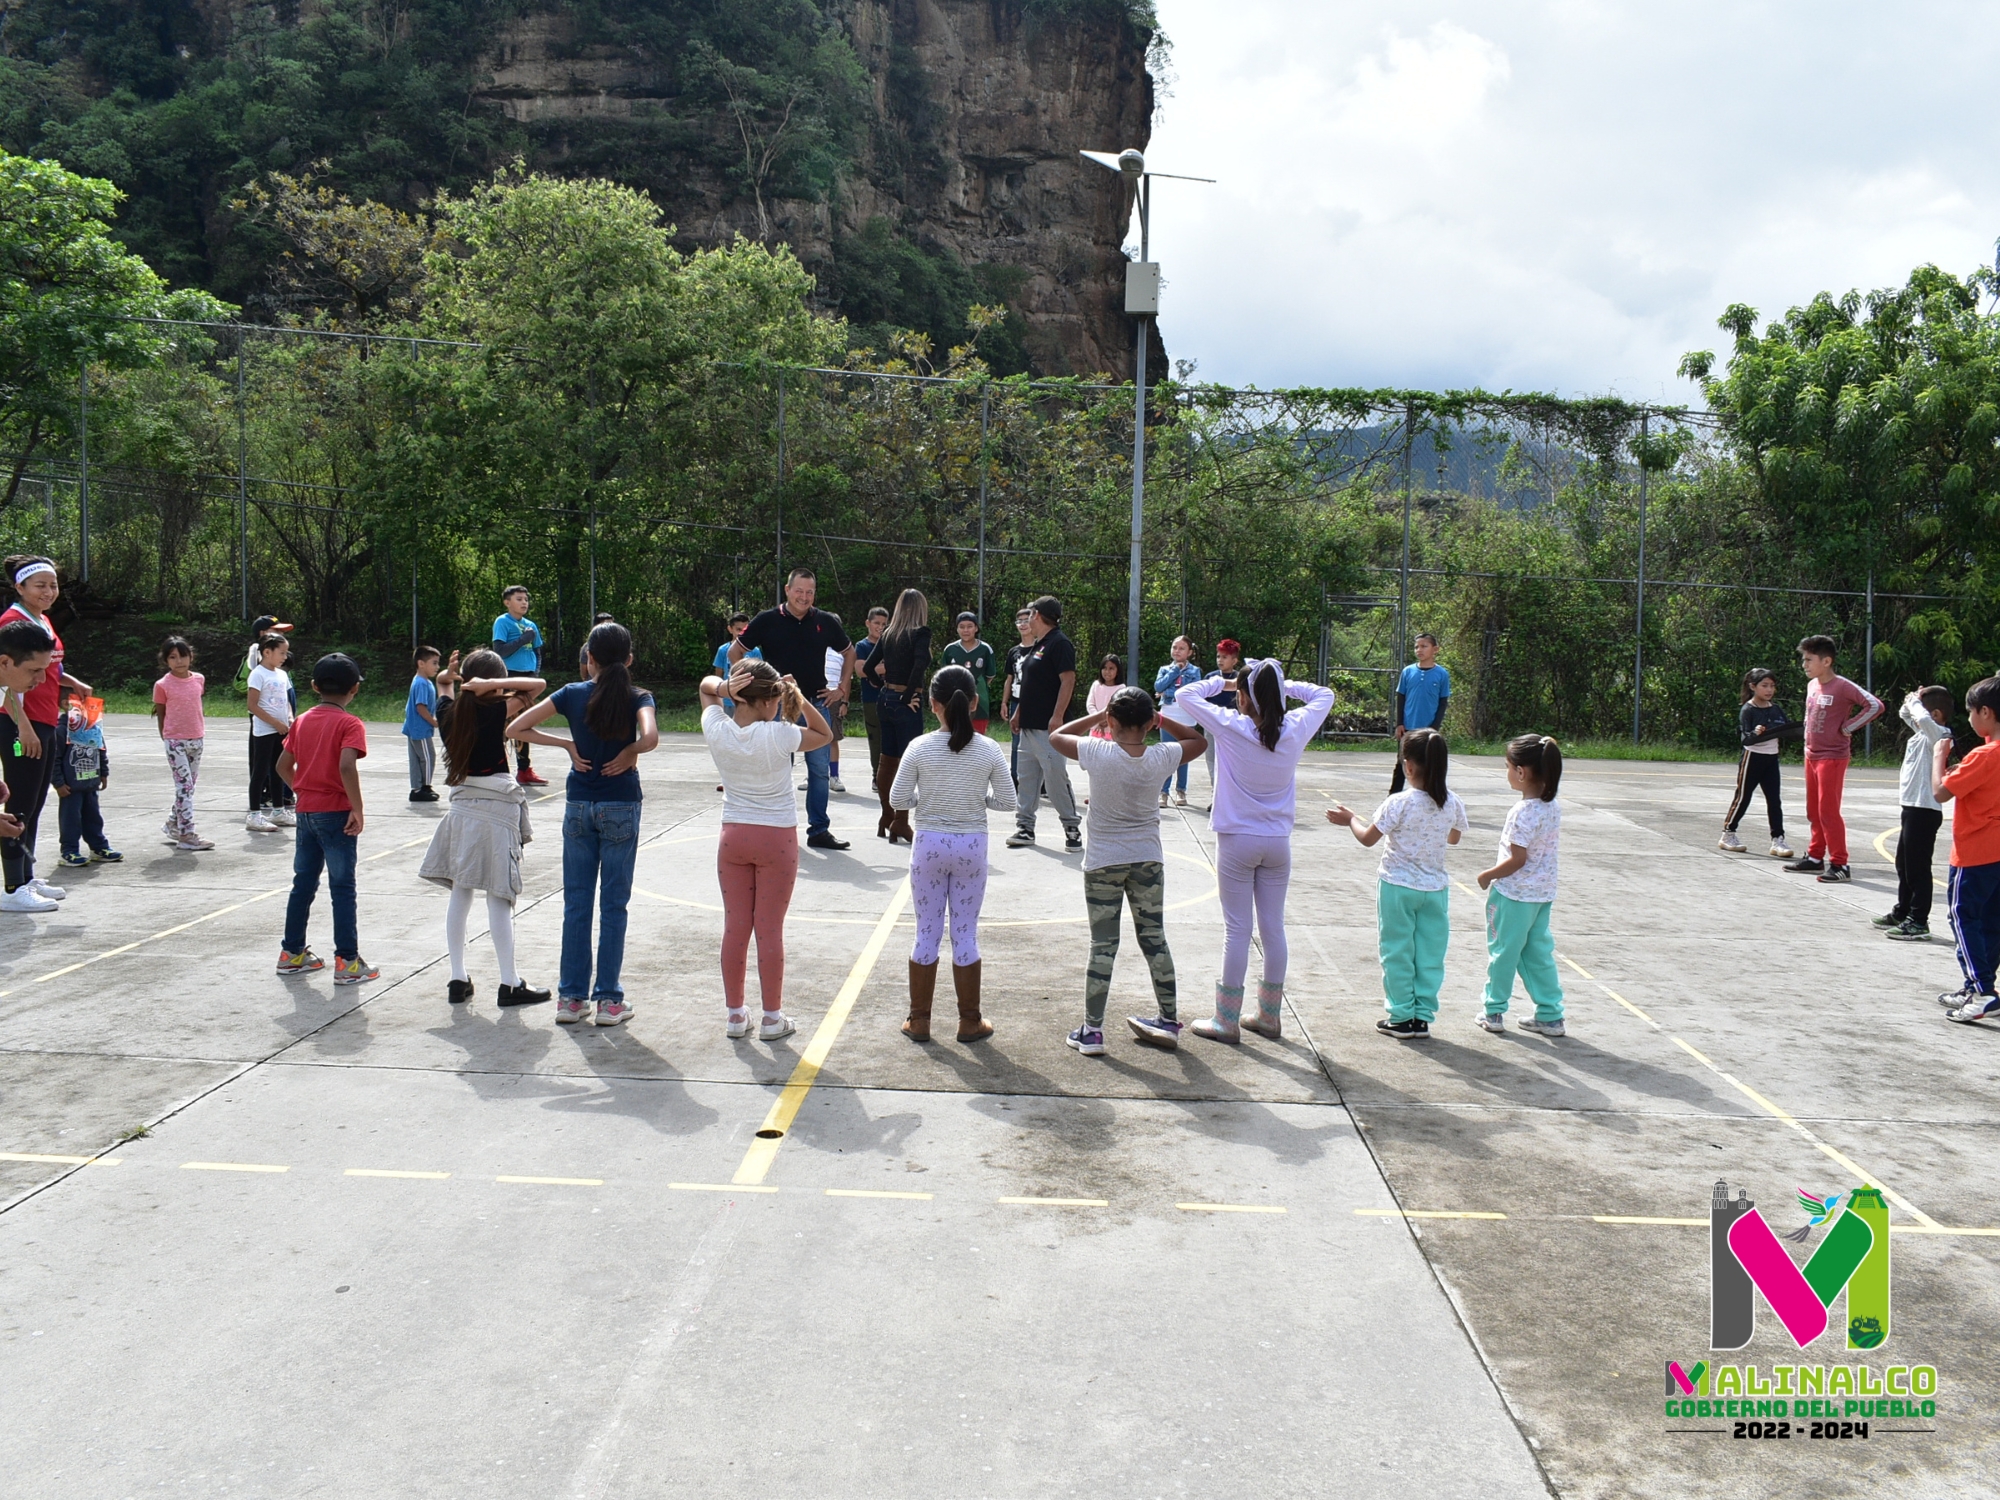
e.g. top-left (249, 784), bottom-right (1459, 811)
top-left (1245, 659), bottom-right (1285, 751)
top-left (930, 664), bottom-right (977, 751)
top-left (443, 648), bottom-right (507, 786)
top-left (1403, 727), bottom-right (1450, 807)
top-left (583, 622), bottom-right (637, 742)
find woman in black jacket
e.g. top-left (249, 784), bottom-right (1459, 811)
top-left (869, 588), bottom-right (931, 844)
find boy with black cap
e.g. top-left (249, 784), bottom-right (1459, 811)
top-left (274, 653), bottom-right (378, 985)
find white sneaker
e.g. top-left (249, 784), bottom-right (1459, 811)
top-left (28, 877), bottom-right (65, 900)
top-left (1718, 830), bottom-right (1746, 853)
top-left (726, 1008), bottom-right (753, 1039)
top-left (266, 807), bottom-right (296, 828)
top-left (246, 812), bottom-right (278, 833)
top-left (1473, 1012), bottom-right (1505, 1033)
top-left (830, 776), bottom-right (847, 794)
top-left (175, 837), bottom-right (216, 852)
top-left (1517, 1016), bottom-right (1567, 1038)
top-left (0, 885), bottom-right (58, 913)
top-left (1769, 840), bottom-right (1793, 859)
top-left (1159, 792), bottom-right (1170, 807)
top-left (759, 1011), bottom-right (797, 1041)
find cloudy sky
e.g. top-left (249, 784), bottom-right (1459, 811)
top-left (1139, 2), bottom-right (2000, 398)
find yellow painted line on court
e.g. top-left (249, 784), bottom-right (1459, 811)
top-left (732, 877), bottom-right (912, 1186)
top-left (497, 1175), bottom-right (603, 1187)
top-left (182, 1161), bottom-right (288, 1173)
top-left (1594, 1215), bottom-right (1706, 1226)
top-left (1659, 1038), bottom-right (1942, 1228)
top-left (671, 1181), bottom-right (778, 1194)
top-left (1558, 953), bottom-right (1595, 981)
top-left (1453, 879), bottom-right (1480, 899)
top-left (826, 1188), bottom-right (933, 1201)
top-left (1354, 1207), bottom-right (1502, 1220)
top-left (1180, 1202), bottom-right (1288, 1215)
top-left (25, 888), bottom-right (289, 985)
top-left (998, 1196), bottom-right (1108, 1207)
top-left (364, 835), bottom-right (433, 863)
top-left (1599, 987), bottom-right (1658, 1028)
top-left (345, 1168), bottom-right (450, 1180)
top-left (633, 886), bottom-right (724, 913)
top-left (0, 1150), bottom-right (119, 1165)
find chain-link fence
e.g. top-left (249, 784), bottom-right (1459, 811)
top-left (3, 320), bottom-right (1953, 750)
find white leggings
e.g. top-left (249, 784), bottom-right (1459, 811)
top-left (446, 884), bottom-right (518, 986)
top-left (1217, 832), bottom-right (1292, 989)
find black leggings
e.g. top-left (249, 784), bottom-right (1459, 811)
top-left (1, 720), bottom-right (57, 891)
top-left (1723, 751), bottom-right (1784, 837)
top-left (248, 732), bottom-right (287, 811)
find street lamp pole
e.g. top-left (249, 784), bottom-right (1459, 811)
top-left (1080, 148), bottom-right (1213, 679)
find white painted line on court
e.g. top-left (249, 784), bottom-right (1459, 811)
top-left (345, 1168), bottom-right (450, 1180)
top-left (732, 876), bottom-right (913, 1186)
top-left (826, 1188), bottom-right (933, 1201)
top-left (1354, 1207), bottom-right (1500, 1220)
top-left (671, 1182), bottom-right (778, 1194)
top-left (181, 1161), bottom-right (288, 1173)
top-left (0, 1151), bottom-right (119, 1166)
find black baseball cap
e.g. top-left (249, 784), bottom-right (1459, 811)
top-left (312, 652), bottom-right (362, 693)
top-left (251, 614), bottom-right (294, 634)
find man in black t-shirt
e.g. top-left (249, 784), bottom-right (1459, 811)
top-left (731, 567), bottom-right (857, 849)
top-left (1005, 595), bottom-right (1081, 852)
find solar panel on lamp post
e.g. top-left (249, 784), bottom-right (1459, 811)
top-left (1079, 148), bottom-right (1215, 681)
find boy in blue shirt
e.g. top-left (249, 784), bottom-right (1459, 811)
top-left (1390, 632), bottom-right (1450, 793)
top-left (491, 586), bottom-right (544, 785)
top-left (55, 689), bottom-right (121, 866)
top-left (404, 646), bottom-right (446, 803)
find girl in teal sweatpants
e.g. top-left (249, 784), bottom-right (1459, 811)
top-left (1475, 735), bottom-right (1566, 1037)
top-left (1329, 729), bottom-right (1468, 1039)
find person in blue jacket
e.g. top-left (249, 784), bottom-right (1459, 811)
top-left (1154, 635), bottom-right (1205, 806)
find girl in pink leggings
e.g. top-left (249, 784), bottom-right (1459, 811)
top-left (889, 664), bottom-right (1016, 1041)
top-left (700, 660), bottom-right (833, 1041)
top-left (1175, 661), bottom-right (1336, 1042)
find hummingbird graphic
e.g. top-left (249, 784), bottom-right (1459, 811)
top-left (1783, 1188), bottom-right (1850, 1243)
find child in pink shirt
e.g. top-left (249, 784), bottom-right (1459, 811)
top-left (1785, 633), bottom-right (1882, 883)
top-left (153, 635), bottom-right (210, 851)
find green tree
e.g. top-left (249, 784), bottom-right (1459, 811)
top-left (1682, 264), bottom-right (2000, 687)
top-left (0, 150), bottom-right (228, 508)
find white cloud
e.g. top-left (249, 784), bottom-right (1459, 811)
top-left (1141, 2), bottom-right (2000, 399)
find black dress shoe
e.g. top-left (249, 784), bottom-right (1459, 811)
top-left (807, 832), bottom-right (850, 850)
top-left (497, 980), bottom-right (552, 1007)
top-left (447, 979), bottom-right (474, 1004)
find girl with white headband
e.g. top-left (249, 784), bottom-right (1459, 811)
top-left (1173, 658), bottom-right (1335, 1041)
top-left (0, 556), bottom-right (94, 913)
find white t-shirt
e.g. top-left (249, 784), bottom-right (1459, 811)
top-left (247, 664), bottom-right (293, 737)
top-left (1493, 797), bottom-right (1561, 904)
top-left (1371, 789), bottom-right (1469, 892)
top-left (1077, 738), bottom-right (1183, 870)
top-left (825, 647), bottom-right (846, 701)
top-left (703, 704), bottom-right (803, 826)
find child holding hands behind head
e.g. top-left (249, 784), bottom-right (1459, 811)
top-left (1328, 728), bottom-right (1467, 1040)
top-left (1473, 735), bottom-right (1565, 1037)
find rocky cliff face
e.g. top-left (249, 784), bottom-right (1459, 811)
top-left (476, 1), bottom-right (1159, 378)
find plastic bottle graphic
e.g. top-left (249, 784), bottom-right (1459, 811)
top-left (1712, 1180), bottom-right (1754, 1350)
top-left (1846, 1186), bottom-right (1889, 1349)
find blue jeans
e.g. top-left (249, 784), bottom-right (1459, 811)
top-left (799, 709), bottom-right (833, 837)
top-left (284, 811), bottom-right (358, 960)
top-left (561, 800), bottom-right (641, 1000)
top-left (59, 785), bottom-right (108, 856)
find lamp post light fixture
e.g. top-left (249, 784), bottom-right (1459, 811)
top-left (1079, 147), bottom-right (1214, 677)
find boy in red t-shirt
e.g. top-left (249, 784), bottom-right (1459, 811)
top-left (274, 654), bottom-right (377, 984)
top-left (1784, 634), bottom-right (1883, 883)
top-left (1938, 677), bottom-right (2000, 1022)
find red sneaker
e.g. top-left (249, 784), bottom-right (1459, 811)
top-left (516, 767), bottom-right (547, 786)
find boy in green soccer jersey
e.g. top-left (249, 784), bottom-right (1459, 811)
top-left (941, 611), bottom-right (997, 735)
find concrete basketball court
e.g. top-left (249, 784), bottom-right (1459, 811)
top-left (2, 715), bottom-right (1995, 1497)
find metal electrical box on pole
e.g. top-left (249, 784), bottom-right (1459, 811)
top-left (1125, 262), bottom-right (1161, 316)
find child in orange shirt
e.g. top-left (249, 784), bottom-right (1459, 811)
top-left (1938, 676), bottom-right (2000, 1022)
